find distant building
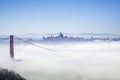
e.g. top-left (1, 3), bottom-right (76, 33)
top-left (42, 32), bottom-right (120, 42)
top-left (42, 32), bottom-right (82, 41)
top-left (59, 32), bottom-right (63, 37)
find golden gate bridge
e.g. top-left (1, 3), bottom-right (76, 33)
top-left (0, 35), bottom-right (56, 60)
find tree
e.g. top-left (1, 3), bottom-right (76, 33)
top-left (0, 68), bottom-right (26, 80)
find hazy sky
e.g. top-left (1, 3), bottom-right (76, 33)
top-left (0, 0), bottom-right (120, 35)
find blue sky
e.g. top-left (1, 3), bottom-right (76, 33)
top-left (0, 0), bottom-right (120, 35)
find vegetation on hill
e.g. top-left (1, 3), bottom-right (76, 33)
top-left (0, 68), bottom-right (26, 80)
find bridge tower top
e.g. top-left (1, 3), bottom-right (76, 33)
top-left (10, 35), bottom-right (14, 59)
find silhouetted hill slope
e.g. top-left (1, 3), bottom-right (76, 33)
top-left (0, 68), bottom-right (26, 80)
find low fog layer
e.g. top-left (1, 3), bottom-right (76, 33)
top-left (0, 41), bottom-right (120, 80)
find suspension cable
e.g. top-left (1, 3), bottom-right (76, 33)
top-left (0, 37), bottom-right (9, 43)
top-left (15, 37), bottom-right (56, 52)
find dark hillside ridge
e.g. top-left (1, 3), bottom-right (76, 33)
top-left (0, 68), bottom-right (26, 80)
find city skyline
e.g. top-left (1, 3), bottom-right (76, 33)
top-left (0, 0), bottom-right (120, 35)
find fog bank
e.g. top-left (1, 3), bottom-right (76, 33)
top-left (0, 41), bottom-right (120, 80)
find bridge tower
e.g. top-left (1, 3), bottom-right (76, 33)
top-left (10, 35), bottom-right (14, 59)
